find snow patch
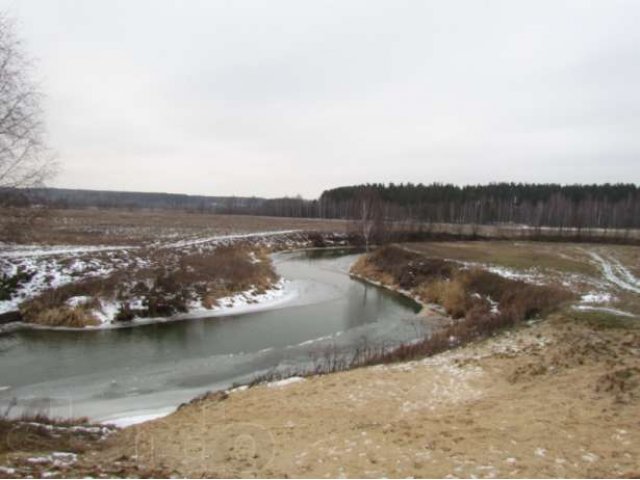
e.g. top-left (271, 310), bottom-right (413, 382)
top-left (267, 376), bottom-right (305, 388)
top-left (102, 408), bottom-right (173, 428)
top-left (65, 295), bottom-right (93, 308)
top-left (161, 230), bottom-right (301, 249)
top-left (580, 292), bottom-right (613, 304)
top-left (0, 244), bottom-right (134, 259)
top-left (572, 305), bottom-right (636, 317)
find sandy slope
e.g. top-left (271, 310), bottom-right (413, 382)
top-left (87, 315), bottom-right (640, 478)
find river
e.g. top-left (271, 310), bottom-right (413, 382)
top-left (0, 249), bottom-right (424, 425)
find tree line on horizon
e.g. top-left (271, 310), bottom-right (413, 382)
top-left (314, 182), bottom-right (640, 230)
top-left (219, 182), bottom-right (640, 231)
top-left (2, 182), bottom-right (639, 231)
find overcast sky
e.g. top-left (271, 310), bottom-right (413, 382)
top-left (1, 0), bottom-right (639, 198)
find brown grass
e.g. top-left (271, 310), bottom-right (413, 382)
top-left (0, 207), bottom-right (349, 246)
top-left (401, 240), bottom-right (598, 275)
top-left (347, 245), bottom-right (574, 365)
top-left (20, 276), bottom-right (122, 326)
top-left (25, 306), bottom-right (100, 328)
top-left (21, 245), bottom-right (281, 327)
top-left (356, 245), bottom-right (574, 319)
top-left (177, 246), bottom-right (277, 296)
top-left (0, 413), bottom-right (110, 455)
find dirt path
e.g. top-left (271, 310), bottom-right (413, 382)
top-left (587, 250), bottom-right (640, 294)
top-left (88, 315), bottom-right (640, 478)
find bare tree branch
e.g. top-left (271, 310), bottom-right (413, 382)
top-left (0, 13), bottom-right (55, 192)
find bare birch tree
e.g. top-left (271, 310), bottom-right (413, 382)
top-left (354, 187), bottom-right (384, 251)
top-left (0, 14), bottom-right (54, 190)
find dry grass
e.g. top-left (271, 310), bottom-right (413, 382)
top-left (24, 306), bottom-right (100, 328)
top-left (348, 245), bottom-right (574, 365)
top-left (0, 414), bottom-right (104, 455)
top-left (401, 240), bottom-right (597, 275)
top-left (19, 245), bottom-right (281, 326)
top-left (119, 245), bottom-right (278, 319)
top-left (20, 276), bottom-right (122, 326)
top-left (0, 413), bottom-right (172, 478)
top-left (0, 208), bottom-right (349, 245)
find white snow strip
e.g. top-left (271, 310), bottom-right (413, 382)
top-left (572, 305), bottom-right (636, 317)
top-left (173, 278), bottom-right (298, 321)
top-left (484, 265), bottom-right (545, 285)
top-left (267, 377), bottom-right (305, 388)
top-left (588, 251), bottom-right (640, 294)
top-left (101, 408), bottom-right (173, 428)
top-left (580, 292), bottom-right (614, 304)
top-left (0, 244), bottom-right (134, 258)
top-left (161, 230), bottom-right (301, 249)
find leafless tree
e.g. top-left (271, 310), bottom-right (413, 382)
top-left (0, 14), bottom-right (54, 190)
top-left (351, 187), bottom-right (384, 251)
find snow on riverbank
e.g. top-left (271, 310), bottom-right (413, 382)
top-left (101, 408), bottom-right (174, 428)
top-left (0, 249), bottom-right (149, 314)
top-left (159, 229), bottom-right (302, 249)
top-left (20, 278), bottom-right (299, 331)
top-left (0, 230), bottom-right (313, 316)
top-left (0, 244), bottom-right (135, 259)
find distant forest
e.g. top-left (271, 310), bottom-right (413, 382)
top-left (318, 183), bottom-right (640, 230)
top-left (2, 183), bottom-right (639, 230)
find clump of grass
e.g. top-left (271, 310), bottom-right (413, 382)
top-left (20, 275), bottom-right (123, 326)
top-left (176, 245), bottom-right (277, 298)
top-left (27, 306), bottom-right (100, 328)
top-left (0, 412), bottom-right (113, 455)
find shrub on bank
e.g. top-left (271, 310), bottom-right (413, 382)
top-left (349, 245), bottom-right (575, 364)
top-left (21, 245), bottom-right (280, 327)
top-left (356, 245), bottom-right (573, 323)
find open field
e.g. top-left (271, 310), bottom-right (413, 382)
top-left (401, 241), bottom-right (640, 319)
top-left (0, 208), bottom-right (349, 246)
top-left (3, 207), bottom-right (640, 247)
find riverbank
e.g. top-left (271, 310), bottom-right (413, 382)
top-left (13, 310), bottom-right (631, 478)
top-left (1, 231), bottom-right (353, 329)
